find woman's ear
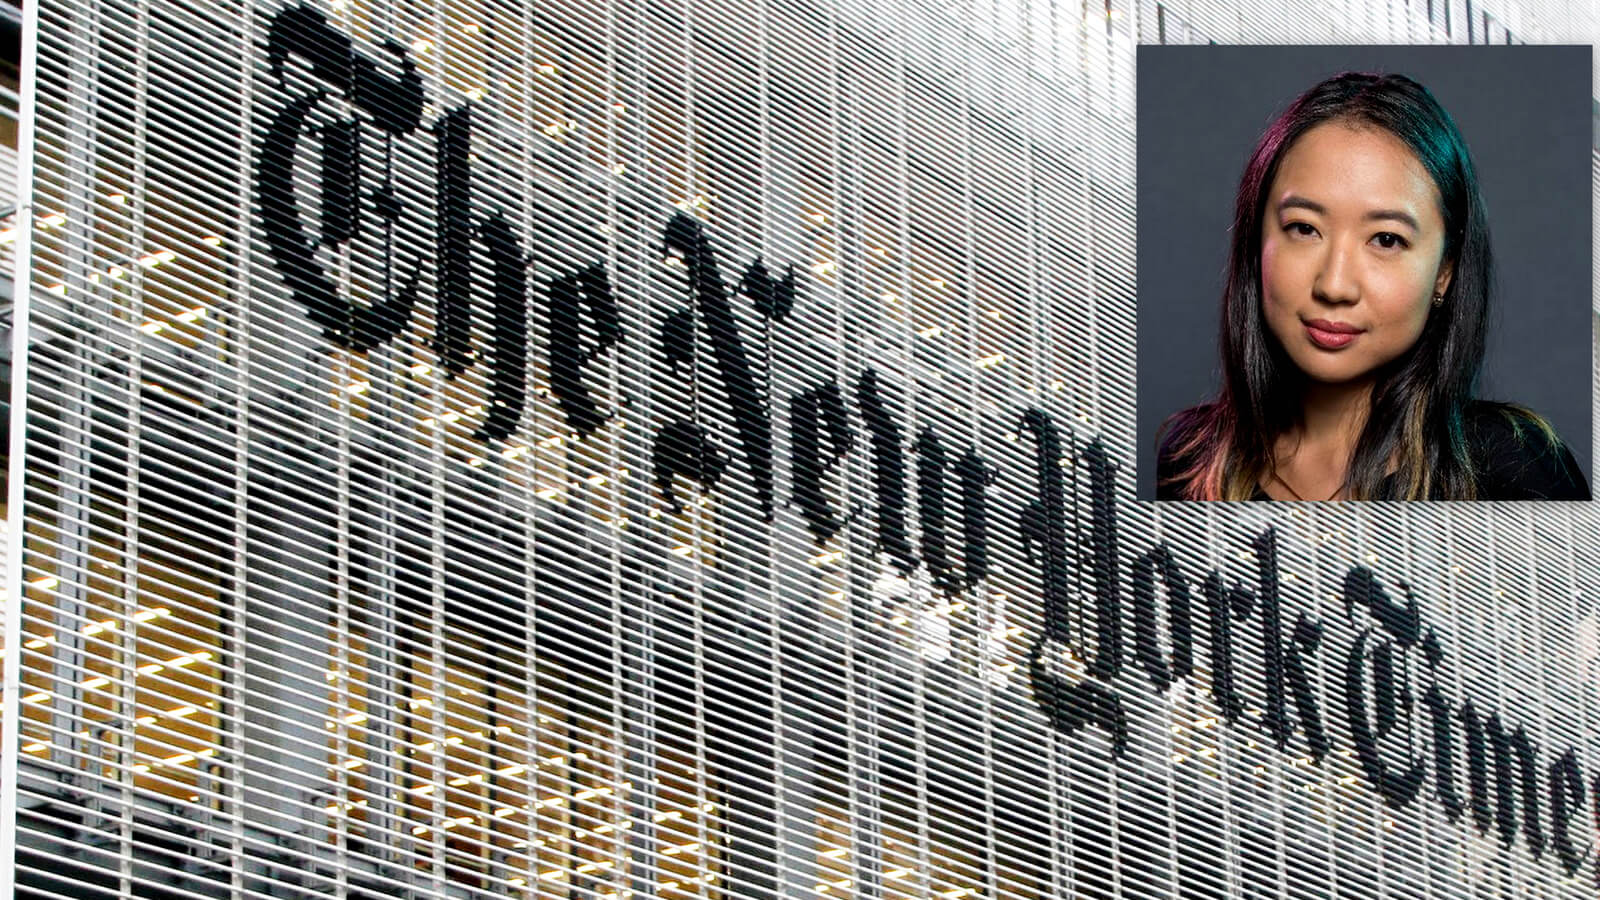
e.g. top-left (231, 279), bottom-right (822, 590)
top-left (1433, 259), bottom-right (1455, 299)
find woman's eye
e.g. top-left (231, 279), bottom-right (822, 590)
top-left (1372, 232), bottom-right (1409, 250)
top-left (1286, 222), bottom-right (1317, 238)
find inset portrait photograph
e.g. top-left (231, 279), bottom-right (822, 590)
top-left (1137, 46), bottom-right (1592, 501)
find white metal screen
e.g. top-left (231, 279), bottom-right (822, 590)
top-left (4, 0), bottom-right (1599, 897)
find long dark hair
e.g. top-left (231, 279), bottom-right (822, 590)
top-left (1162, 71), bottom-right (1492, 500)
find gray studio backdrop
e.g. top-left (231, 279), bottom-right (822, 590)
top-left (1136, 45), bottom-right (1592, 500)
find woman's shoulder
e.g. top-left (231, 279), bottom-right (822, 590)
top-left (1464, 402), bottom-right (1591, 500)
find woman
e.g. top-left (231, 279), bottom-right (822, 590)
top-left (1157, 71), bottom-right (1589, 501)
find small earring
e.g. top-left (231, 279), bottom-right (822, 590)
top-left (1431, 293), bottom-right (1444, 308)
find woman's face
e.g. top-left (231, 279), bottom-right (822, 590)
top-left (1260, 121), bottom-right (1454, 387)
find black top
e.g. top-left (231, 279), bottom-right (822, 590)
top-left (1156, 401), bottom-right (1591, 501)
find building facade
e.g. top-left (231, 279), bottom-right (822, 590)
top-left (3, 0), bottom-right (1599, 897)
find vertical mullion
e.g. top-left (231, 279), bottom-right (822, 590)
top-left (115, 0), bottom-right (155, 891)
top-left (326, 1), bottom-right (358, 878)
top-left (759, 0), bottom-right (788, 885)
top-left (423, 0), bottom-right (450, 885)
top-left (952, 1), bottom-right (990, 895)
top-left (367, 1), bottom-right (404, 879)
top-left (624, 0), bottom-right (660, 885)
top-left (0, 0), bottom-right (45, 874)
top-left (680, 0), bottom-right (712, 893)
top-left (516, 0), bottom-right (540, 894)
top-left (1559, 504), bottom-right (1600, 900)
top-left (41, 0), bottom-right (106, 819)
top-left (225, 0), bottom-right (257, 895)
top-left (827, 0), bottom-right (881, 894)
top-left (884, 0), bottom-right (917, 887)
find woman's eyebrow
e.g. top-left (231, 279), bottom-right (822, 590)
top-left (1362, 208), bottom-right (1420, 231)
top-left (1276, 195), bottom-right (1325, 216)
top-left (1277, 195), bottom-right (1419, 231)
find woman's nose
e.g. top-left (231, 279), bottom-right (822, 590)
top-left (1312, 239), bottom-right (1361, 304)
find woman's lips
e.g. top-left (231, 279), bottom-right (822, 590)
top-left (1304, 319), bottom-right (1363, 350)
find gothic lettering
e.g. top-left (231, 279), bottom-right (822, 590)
top-left (1423, 680), bottom-right (1466, 822)
top-left (855, 369), bottom-right (916, 576)
top-left (1202, 570), bottom-right (1252, 723)
top-left (652, 421), bottom-right (729, 513)
top-left (548, 261), bottom-right (625, 439)
top-left (662, 213), bottom-right (776, 519)
top-left (476, 213), bottom-right (530, 442)
top-left (252, 14), bottom-right (1600, 883)
top-left (259, 4), bottom-right (422, 351)
top-left (1130, 542), bottom-right (1195, 693)
top-left (1462, 707), bottom-right (1547, 854)
top-left (956, 449), bottom-right (996, 589)
top-left (1021, 410), bottom-right (1126, 754)
top-left (434, 105), bottom-right (474, 376)
top-left (1255, 530), bottom-right (1330, 760)
top-left (1341, 567), bottom-right (1425, 808)
top-left (790, 382), bottom-right (853, 544)
top-left (913, 430), bottom-right (994, 594)
top-left (1081, 440), bottom-right (1123, 679)
top-left (1548, 750), bottom-right (1590, 876)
